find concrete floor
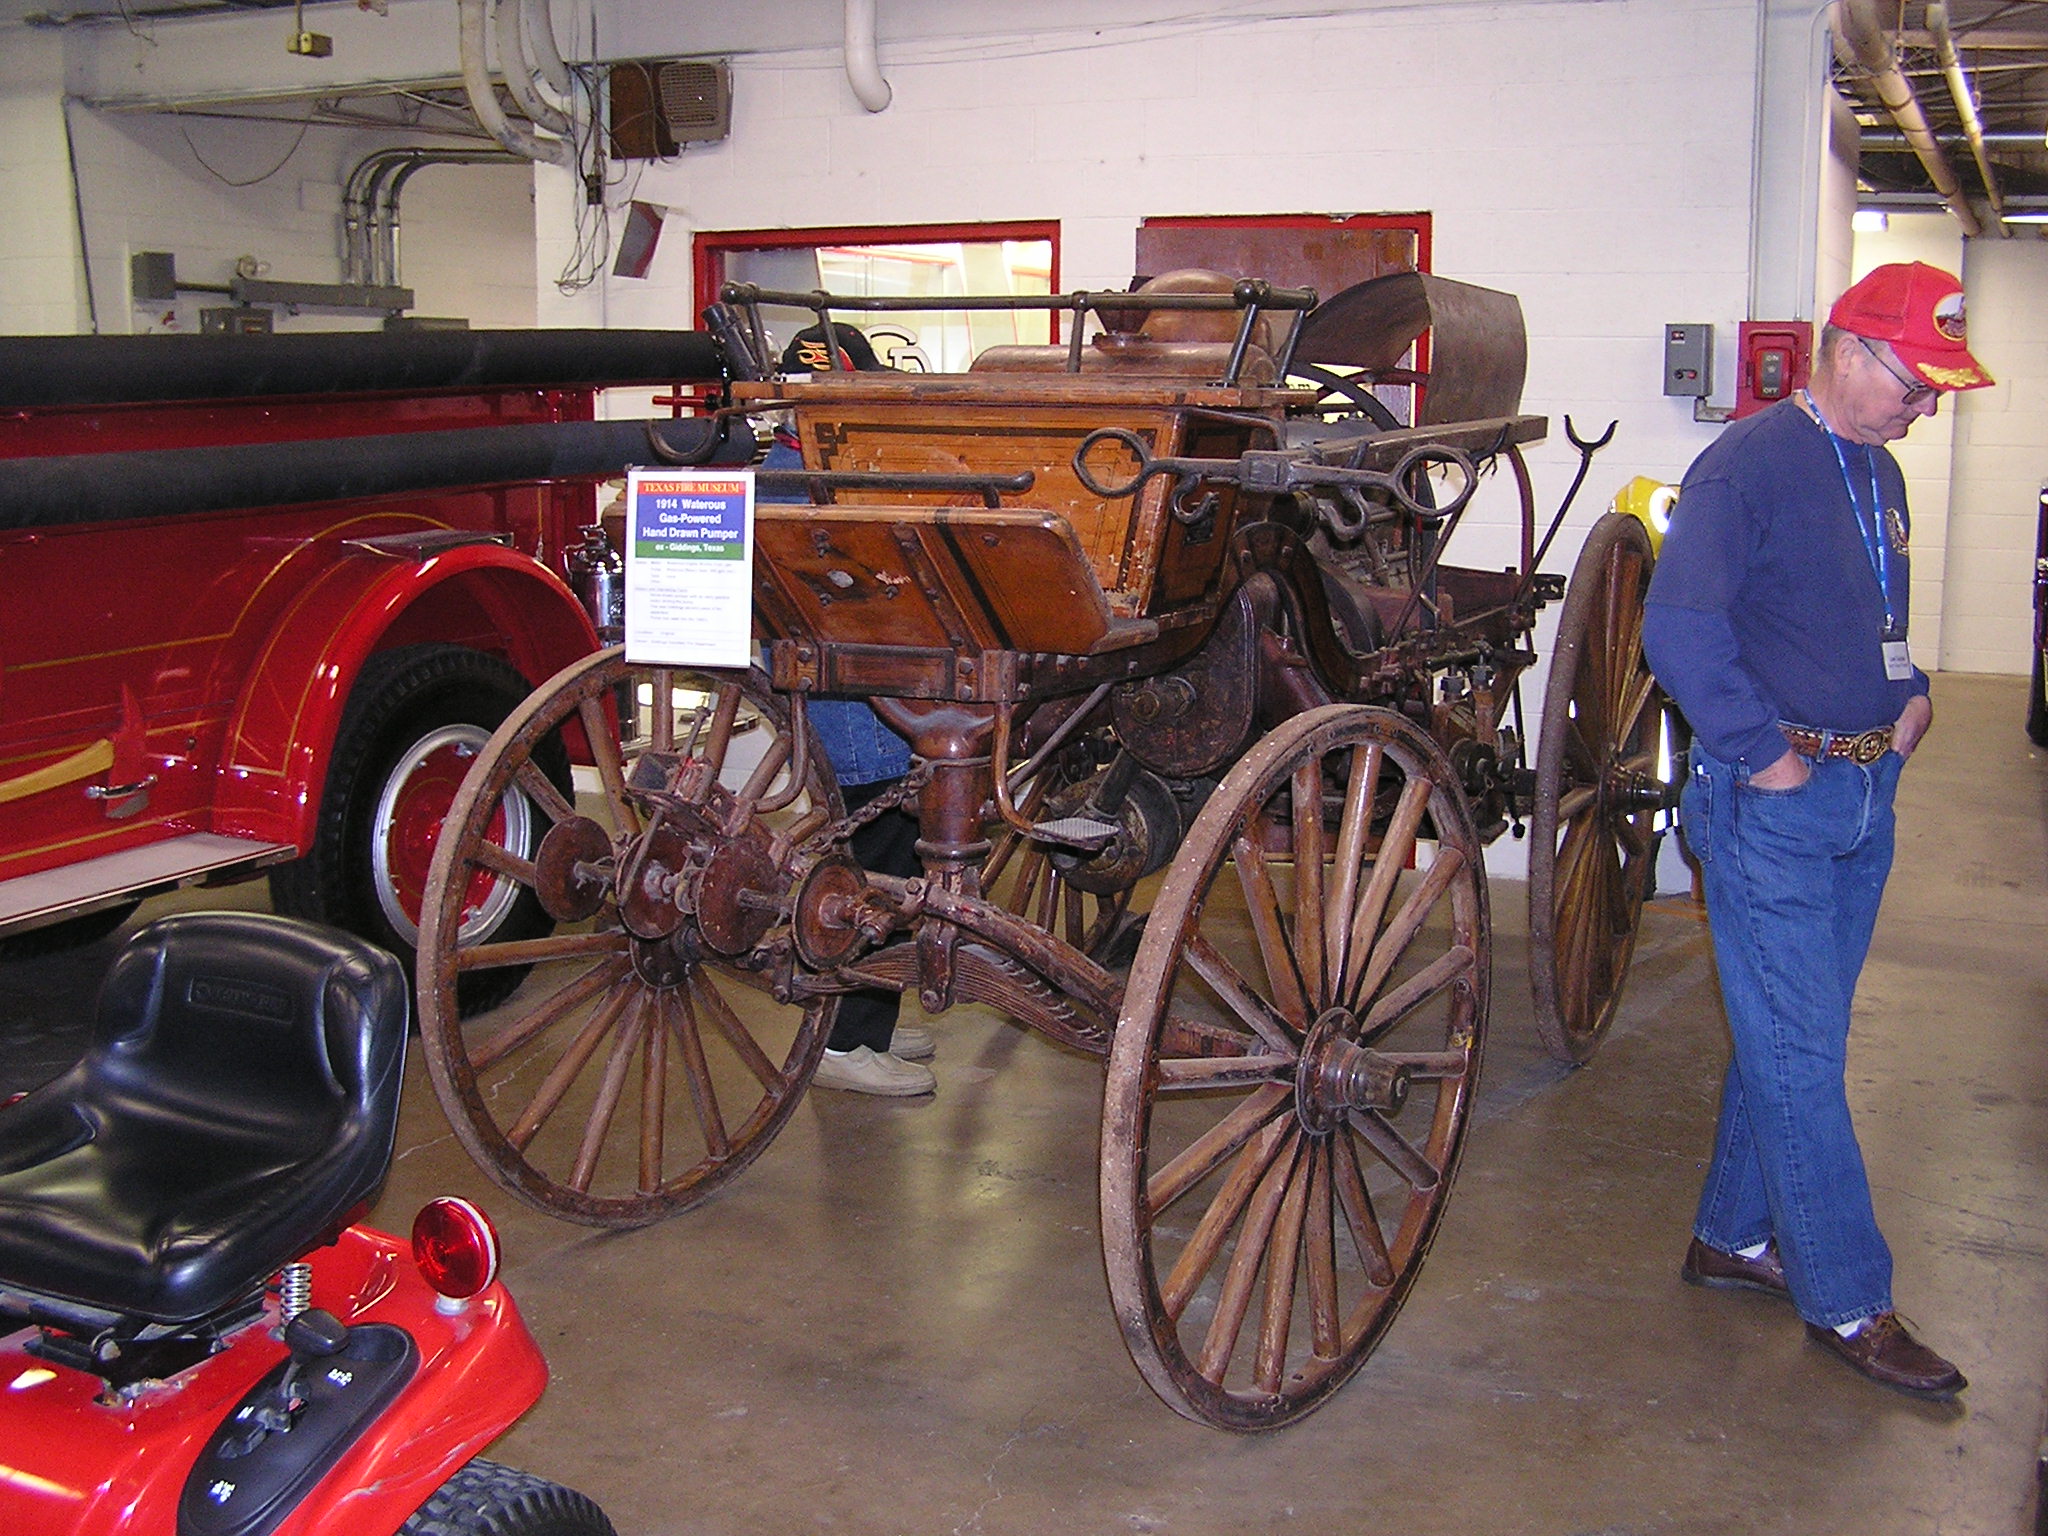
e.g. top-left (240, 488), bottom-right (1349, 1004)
top-left (4, 672), bottom-right (2044, 1535)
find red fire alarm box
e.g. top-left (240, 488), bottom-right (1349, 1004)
top-left (1734, 320), bottom-right (1812, 419)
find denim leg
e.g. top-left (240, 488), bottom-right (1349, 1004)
top-left (1686, 747), bottom-right (1896, 1328)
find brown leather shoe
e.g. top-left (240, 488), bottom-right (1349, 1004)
top-left (1682, 1238), bottom-right (1790, 1299)
top-left (1805, 1313), bottom-right (1967, 1400)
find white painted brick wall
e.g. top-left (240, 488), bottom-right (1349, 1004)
top-left (1946, 236), bottom-right (2048, 675)
top-left (0, 31), bottom-right (85, 334)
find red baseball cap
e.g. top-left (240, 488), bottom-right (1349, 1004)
top-left (1828, 262), bottom-right (1992, 391)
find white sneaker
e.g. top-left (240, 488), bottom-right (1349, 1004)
top-left (813, 1045), bottom-right (936, 1097)
top-left (889, 1024), bottom-right (935, 1061)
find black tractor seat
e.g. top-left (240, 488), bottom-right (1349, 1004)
top-left (0, 913), bottom-right (407, 1332)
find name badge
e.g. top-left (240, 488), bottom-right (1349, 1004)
top-left (1882, 640), bottom-right (1914, 681)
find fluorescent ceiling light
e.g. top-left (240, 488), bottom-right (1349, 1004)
top-left (1851, 209), bottom-right (1889, 232)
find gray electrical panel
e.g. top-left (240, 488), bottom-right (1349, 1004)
top-left (1663, 323), bottom-right (1712, 397)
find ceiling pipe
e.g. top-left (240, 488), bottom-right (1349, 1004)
top-left (844, 0), bottom-right (892, 112)
top-left (524, 0), bottom-right (573, 100)
top-left (1927, 1), bottom-right (2010, 236)
top-left (1833, 0), bottom-right (1983, 236)
top-left (458, 0), bottom-right (573, 169)
top-left (492, 0), bottom-right (570, 137)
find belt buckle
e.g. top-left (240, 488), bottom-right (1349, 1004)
top-left (1850, 731), bottom-right (1887, 765)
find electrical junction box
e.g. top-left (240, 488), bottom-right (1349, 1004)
top-left (1663, 323), bottom-right (1713, 397)
top-left (1733, 320), bottom-right (1813, 420)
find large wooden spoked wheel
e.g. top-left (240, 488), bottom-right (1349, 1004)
top-left (417, 649), bottom-right (840, 1227)
top-left (1102, 704), bottom-right (1489, 1431)
top-left (1528, 511), bottom-right (1667, 1064)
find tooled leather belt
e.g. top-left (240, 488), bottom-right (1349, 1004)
top-left (1779, 721), bottom-right (1894, 763)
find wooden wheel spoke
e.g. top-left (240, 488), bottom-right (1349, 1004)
top-left (1339, 775), bottom-right (1432, 1004)
top-left (578, 695), bottom-right (639, 838)
top-left (1156, 1052), bottom-right (1296, 1089)
top-left (568, 992), bottom-right (652, 1193)
top-left (1232, 834), bottom-right (1310, 1026)
top-left (514, 760), bottom-right (577, 827)
top-left (469, 837), bottom-right (537, 888)
top-left (1324, 743), bottom-right (1383, 999)
top-left (1560, 715), bottom-right (1602, 783)
top-left (1290, 760), bottom-right (1328, 1005)
top-left (1556, 783), bottom-right (1599, 825)
top-left (470, 956), bottom-right (632, 1071)
top-left (455, 929), bottom-right (630, 972)
top-left (1613, 666), bottom-right (1657, 747)
top-left (1348, 1107), bottom-right (1440, 1192)
top-left (504, 979), bottom-right (636, 1153)
top-left (1159, 1119), bottom-right (1291, 1322)
top-left (1254, 1137), bottom-right (1317, 1393)
top-left (1185, 933), bottom-right (1300, 1053)
top-left (1145, 1082), bottom-right (1293, 1216)
top-left (670, 983), bottom-right (732, 1162)
top-left (1357, 944), bottom-right (1476, 1044)
top-left (1332, 1130), bottom-right (1397, 1288)
top-left (692, 682), bottom-right (744, 786)
top-left (1195, 1132), bottom-right (1302, 1382)
top-left (1304, 1142), bottom-right (1343, 1355)
top-left (1347, 845), bottom-right (1467, 1015)
top-left (640, 993), bottom-right (668, 1193)
top-left (647, 669), bottom-right (675, 754)
top-left (690, 966), bottom-right (785, 1091)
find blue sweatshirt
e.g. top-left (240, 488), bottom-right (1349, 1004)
top-left (1642, 397), bottom-right (1930, 770)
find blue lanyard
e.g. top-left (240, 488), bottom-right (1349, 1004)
top-left (1802, 389), bottom-right (1900, 638)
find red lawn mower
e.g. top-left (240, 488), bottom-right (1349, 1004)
top-left (0, 912), bottom-right (612, 1536)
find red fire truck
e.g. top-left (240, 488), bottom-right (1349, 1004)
top-left (0, 329), bottom-right (739, 1008)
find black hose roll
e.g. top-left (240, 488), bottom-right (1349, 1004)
top-left (0, 416), bottom-right (755, 532)
top-left (0, 329), bottom-right (728, 410)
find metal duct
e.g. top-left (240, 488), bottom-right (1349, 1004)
top-left (494, 0), bottom-right (570, 136)
top-left (525, 0), bottom-right (573, 98)
top-left (0, 417), bottom-right (754, 534)
top-left (1833, 0), bottom-right (1982, 236)
top-left (1927, 2), bottom-right (2008, 236)
top-left (345, 149), bottom-right (520, 287)
top-left (844, 0), bottom-right (892, 112)
top-left (0, 329), bottom-right (727, 410)
top-left (458, 0), bottom-right (573, 169)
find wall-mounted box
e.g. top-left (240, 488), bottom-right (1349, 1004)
top-left (1663, 322), bottom-right (1713, 397)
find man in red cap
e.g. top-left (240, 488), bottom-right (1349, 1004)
top-left (1642, 262), bottom-right (1991, 1399)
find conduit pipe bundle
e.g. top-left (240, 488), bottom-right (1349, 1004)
top-left (1833, 0), bottom-right (1983, 236)
top-left (458, 0), bottom-right (574, 168)
top-left (1926, 2), bottom-right (2008, 235)
top-left (344, 149), bottom-right (520, 288)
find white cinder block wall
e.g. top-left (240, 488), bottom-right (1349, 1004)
top-left (0, 32), bottom-right (87, 334)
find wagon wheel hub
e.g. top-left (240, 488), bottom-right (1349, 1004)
top-left (1602, 760), bottom-right (1674, 816)
top-left (1296, 1009), bottom-right (1411, 1133)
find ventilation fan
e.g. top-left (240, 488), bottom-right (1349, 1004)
top-left (608, 59), bottom-right (733, 159)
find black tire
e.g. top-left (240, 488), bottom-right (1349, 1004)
top-left (2028, 642), bottom-right (2048, 748)
top-left (399, 1459), bottom-right (616, 1536)
top-left (271, 644), bottom-right (563, 1015)
top-left (0, 900), bottom-right (140, 961)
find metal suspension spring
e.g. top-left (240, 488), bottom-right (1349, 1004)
top-left (278, 1261), bottom-right (313, 1324)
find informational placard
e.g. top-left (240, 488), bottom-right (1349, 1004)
top-left (623, 468), bottom-right (754, 668)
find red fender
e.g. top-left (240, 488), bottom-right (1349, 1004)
top-left (213, 542), bottom-right (598, 849)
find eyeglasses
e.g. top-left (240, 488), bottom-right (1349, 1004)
top-left (1858, 336), bottom-right (1938, 407)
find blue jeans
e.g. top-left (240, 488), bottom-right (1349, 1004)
top-left (1682, 741), bottom-right (1904, 1328)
